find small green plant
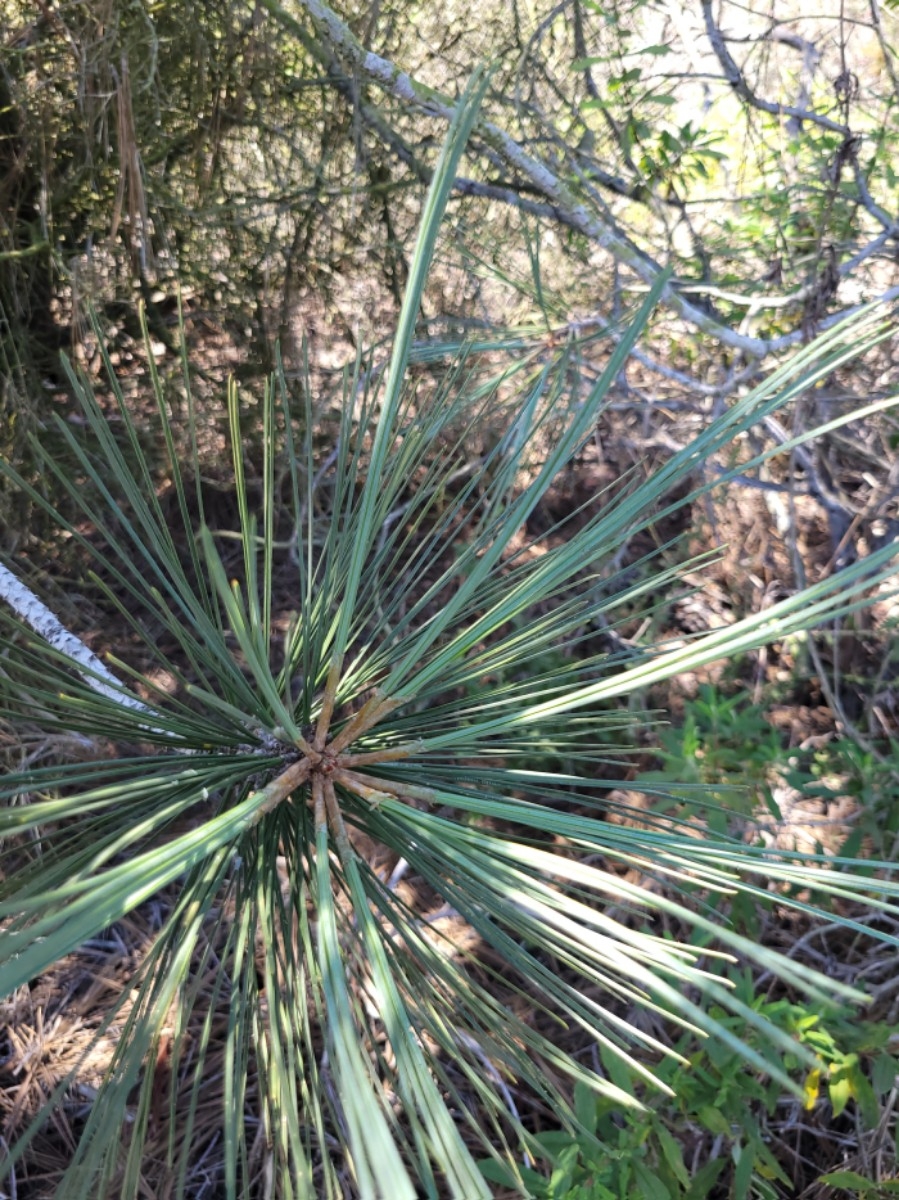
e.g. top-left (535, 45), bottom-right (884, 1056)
top-left (817, 1172), bottom-right (899, 1197)
top-left (479, 1075), bottom-right (711, 1200)
top-left (481, 978), bottom-right (899, 1198)
top-left (787, 735), bottom-right (899, 858)
top-left (636, 683), bottom-right (786, 832)
top-left (2, 77), bottom-right (899, 1199)
top-left (639, 681), bottom-right (899, 861)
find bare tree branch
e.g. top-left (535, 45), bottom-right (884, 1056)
top-left (869, 0), bottom-right (899, 101)
top-left (850, 153), bottom-right (899, 236)
top-left (767, 27), bottom-right (822, 135)
top-left (263, 0), bottom-right (774, 354)
top-left (258, 0), bottom-right (899, 361)
top-left (700, 0), bottom-right (849, 135)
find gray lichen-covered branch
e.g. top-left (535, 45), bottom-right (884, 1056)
top-left (0, 561), bottom-right (152, 715)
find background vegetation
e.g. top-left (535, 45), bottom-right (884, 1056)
top-left (2, 0), bottom-right (899, 1197)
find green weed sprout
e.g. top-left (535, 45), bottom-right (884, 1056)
top-left (2, 75), bottom-right (899, 1199)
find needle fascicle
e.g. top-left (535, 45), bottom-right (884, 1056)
top-left (312, 772), bottom-right (326, 833)
top-left (253, 758), bottom-right (312, 821)
top-left (333, 766), bottom-right (436, 809)
top-left (324, 778), bottom-right (355, 856)
top-left (332, 767), bottom-right (399, 809)
top-left (293, 733), bottom-right (322, 762)
top-left (346, 768), bottom-right (436, 805)
top-left (340, 741), bottom-right (421, 768)
top-left (327, 691), bottom-right (404, 756)
top-left (314, 656), bottom-right (343, 750)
